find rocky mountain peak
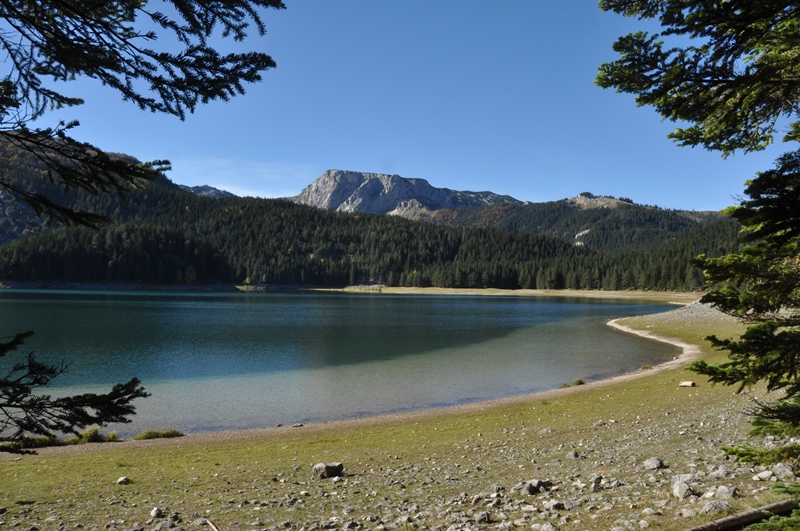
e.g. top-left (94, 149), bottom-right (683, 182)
top-left (291, 169), bottom-right (522, 217)
top-left (567, 193), bottom-right (632, 210)
top-left (178, 184), bottom-right (236, 199)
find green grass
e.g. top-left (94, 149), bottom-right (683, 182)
top-left (64, 427), bottom-right (117, 445)
top-left (0, 428), bottom-right (118, 452)
top-left (132, 429), bottom-right (185, 440)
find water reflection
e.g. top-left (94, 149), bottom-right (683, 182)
top-left (0, 290), bottom-right (680, 433)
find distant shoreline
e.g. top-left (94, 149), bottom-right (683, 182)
top-left (0, 280), bottom-right (702, 303)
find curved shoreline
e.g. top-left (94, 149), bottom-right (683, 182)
top-left (606, 317), bottom-right (704, 369)
top-left (27, 306), bottom-right (706, 455)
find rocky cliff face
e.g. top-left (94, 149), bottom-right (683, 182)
top-left (291, 170), bottom-right (522, 216)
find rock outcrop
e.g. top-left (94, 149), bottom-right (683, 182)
top-left (291, 170), bottom-right (522, 217)
top-left (178, 185), bottom-right (236, 199)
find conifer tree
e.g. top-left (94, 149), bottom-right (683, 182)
top-left (690, 151), bottom-right (800, 425)
top-left (0, 0), bottom-right (284, 450)
top-left (0, 0), bottom-right (285, 226)
top-left (598, 0), bottom-right (800, 423)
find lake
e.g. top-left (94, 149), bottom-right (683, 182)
top-left (0, 290), bottom-right (680, 435)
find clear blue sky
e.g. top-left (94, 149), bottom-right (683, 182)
top-left (47, 1), bottom-right (790, 211)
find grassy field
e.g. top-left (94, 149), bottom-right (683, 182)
top-left (1, 293), bottom-right (786, 531)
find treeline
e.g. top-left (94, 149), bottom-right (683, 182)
top-left (0, 145), bottom-right (742, 290)
top-left (0, 173), bottom-right (740, 290)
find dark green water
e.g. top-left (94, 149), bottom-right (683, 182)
top-left (0, 290), bottom-right (680, 434)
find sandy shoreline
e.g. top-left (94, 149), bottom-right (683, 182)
top-left (29, 301), bottom-right (706, 455)
top-left (0, 281), bottom-right (701, 304)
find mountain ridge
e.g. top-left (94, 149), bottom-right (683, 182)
top-left (290, 169), bottom-right (523, 217)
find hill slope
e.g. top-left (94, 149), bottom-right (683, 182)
top-left (431, 193), bottom-right (726, 254)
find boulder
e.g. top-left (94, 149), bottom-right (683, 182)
top-left (715, 486), bottom-right (738, 499)
top-left (753, 470), bottom-right (774, 481)
top-left (772, 462), bottom-right (795, 480)
top-left (700, 500), bottom-right (732, 515)
top-left (672, 482), bottom-right (694, 499)
top-left (642, 457), bottom-right (664, 470)
top-left (474, 511), bottom-right (491, 524)
top-left (671, 473), bottom-right (700, 487)
top-left (512, 479), bottom-right (553, 495)
top-left (543, 500), bottom-right (565, 511)
top-left (312, 462), bottom-right (344, 479)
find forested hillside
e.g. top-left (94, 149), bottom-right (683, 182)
top-left (0, 151), bottom-right (740, 290)
top-left (431, 194), bottom-right (727, 253)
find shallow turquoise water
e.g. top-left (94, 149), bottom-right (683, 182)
top-left (0, 290), bottom-right (679, 434)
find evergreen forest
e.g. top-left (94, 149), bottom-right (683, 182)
top-left (0, 154), bottom-right (740, 291)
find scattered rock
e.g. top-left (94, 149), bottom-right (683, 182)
top-left (671, 473), bottom-right (700, 487)
top-left (716, 486), bottom-right (738, 499)
top-left (642, 458), bottom-right (664, 470)
top-left (116, 477), bottom-right (131, 485)
top-left (700, 500), bottom-right (732, 515)
top-left (543, 500), bottom-right (565, 511)
top-left (512, 479), bottom-right (553, 495)
top-left (150, 508), bottom-right (163, 518)
top-left (672, 482), bottom-right (694, 499)
top-left (474, 511), bottom-right (491, 523)
top-left (678, 381), bottom-right (696, 387)
top-left (565, 450), bottom-right (579, 459)
top-left (312, 462), bottom-right (344, 479)
top-left (772, 462), bottom-right (795, 480)
top-left (753, 470), bottom-right (774, 481)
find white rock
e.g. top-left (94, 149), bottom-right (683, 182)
top-left (716, 486), bottom-right (738, 499)
top-left (643, 457), bottom-right (664, 470)
top-left (672, 482), bottom-right (694, 499)
top-left (700, 500), bottom-right (732, 515)
top-left (753, 470), bottom-right (774, 481)
top-left (772, 462), bottom-right (795, 480)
